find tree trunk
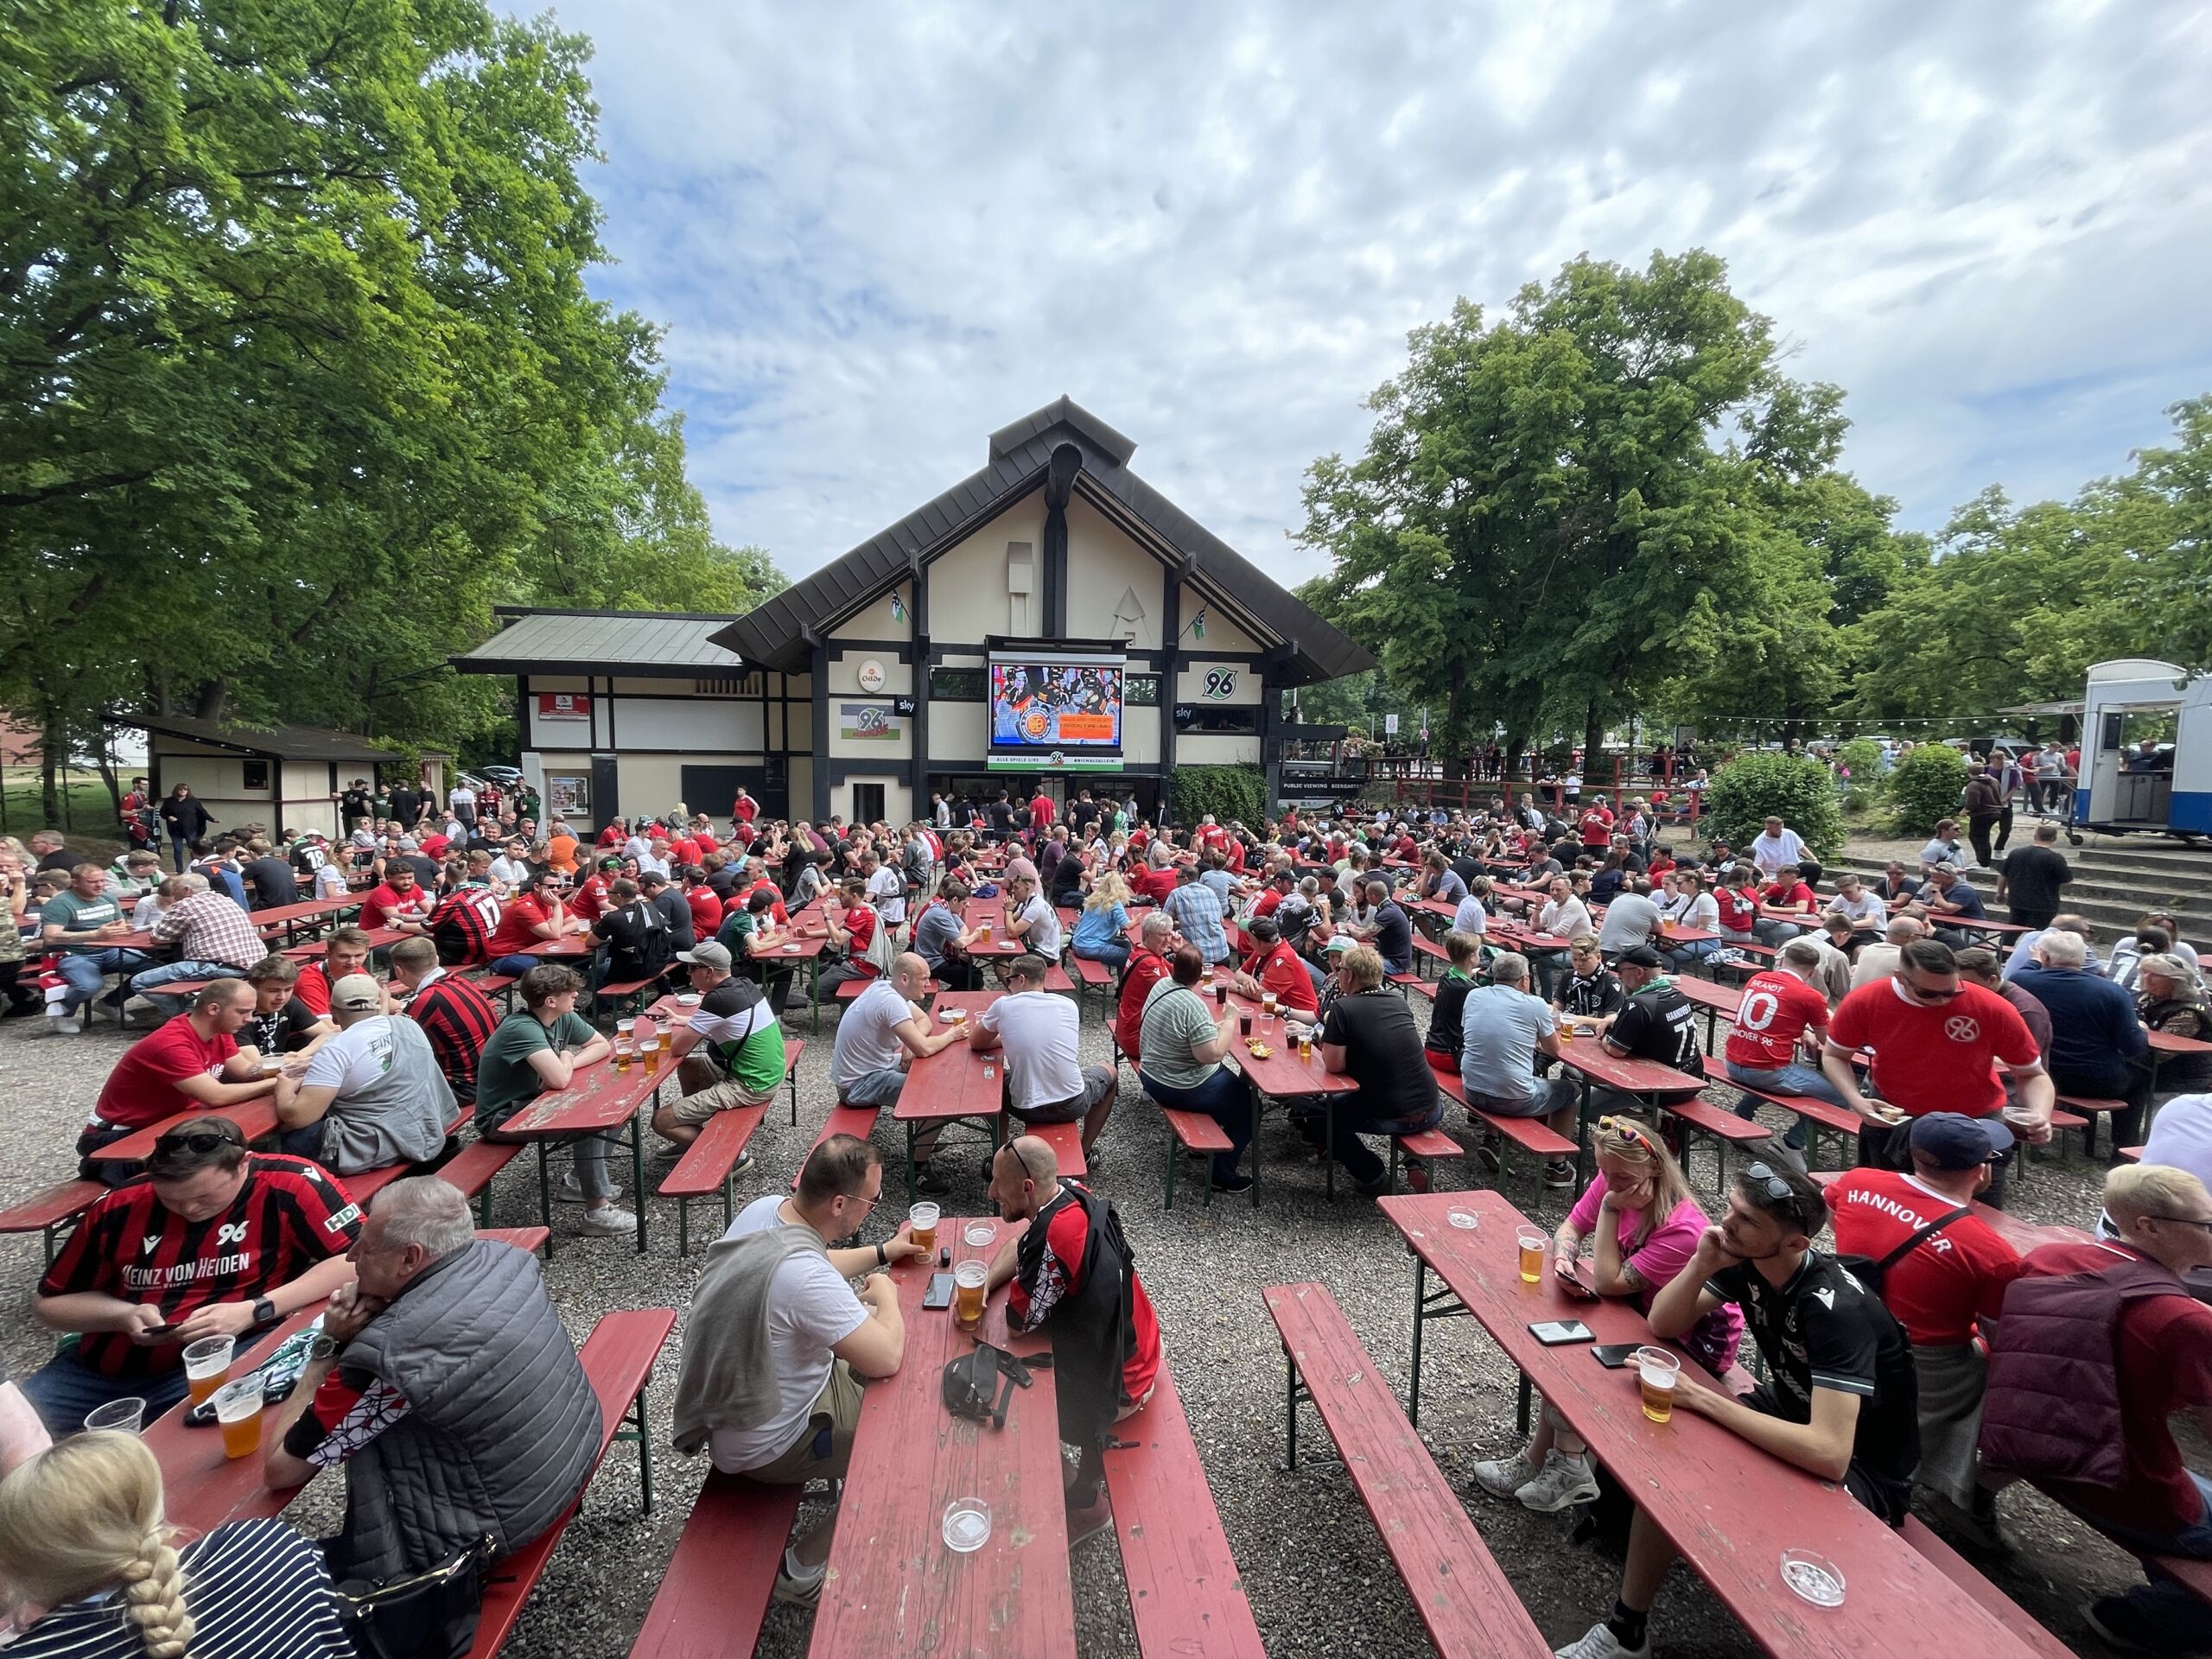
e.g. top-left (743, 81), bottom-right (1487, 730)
top-left (1584, 696), bottom-right (1606, 772)
top-left (39, 714), bottom-right (61, 826)
top-left (92, 728), bottom-right (122, 828)
top-left (195, 681), bottom-right (228, 721)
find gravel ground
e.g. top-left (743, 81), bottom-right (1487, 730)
top-left (0, 980), bottom-right (2158, 1659)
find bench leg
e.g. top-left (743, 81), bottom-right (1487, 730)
top-left (1164, 1135), bottom-right (1178, 1211)
top-left (1282, 1346), bottom-right (1302, 1471)
top-left (677, 1196), bottom-right (691, 1257)
top-left (1516, 1371), bottom-right (1533, 1436)
top-left (537, 1145), bottom-right (555, 1259)
top-left (620, 1383), bottom-right (656, 1515)
top-left (789, 1063), bottom-right (800, 1128)
top-left (1408, 1255), bottom-right (1426, 1427)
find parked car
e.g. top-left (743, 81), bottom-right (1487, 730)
top-left (475, 765), bottom-right (524, 785)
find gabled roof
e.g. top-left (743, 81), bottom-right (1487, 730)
top-left (104, 713), bottom-right (389, 765)
top-left (714, 397), bottom-right (1374, 684)
top-left (451, 608), bottom-right (745, 677)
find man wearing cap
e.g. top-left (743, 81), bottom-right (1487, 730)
top-left (1825, 1114), bottom-right (2023, 1542)
top-left (1599, 947), bottom-right (1700, 1079)
top-left (22, 1116), bottom-right (362, 1434)
top-left (272, 974), bottom-right (454, 1176)
top-left (653, 943), bottom-right (782, 1160)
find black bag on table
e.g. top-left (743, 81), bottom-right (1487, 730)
top-left (334, 1535), bottom-right (497, 1659)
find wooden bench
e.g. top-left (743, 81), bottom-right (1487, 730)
top-left (1700, 1056), bottom-right (1866, 1154)
top-left (1262, 1283), bottom-right (1550, 1659)
top-left (1385, 1127), bottom-right (1465, 1194)
top-left (465, 1306), bottom-right (677, 1658)
top-left (2146, 1553), bottom-right (2212, 1615)
top-left (1898, 1516), bottom-right (2076, 1659)
top-left (1435, 1074), bottom-right (1576, 1211)
top-left (626, 1473), bottom-right (802, 1659)
top-left (2120, 1144), bottom-right (2145, 1162)
top-left (469, 971), bottom-right (520, 1010)
top-left (438, 1137), bottom-right (526, 1226)
top-left (1101, 1363), bottom-right (1268, 1658)
top-left (790, 1103), bottom-right (882, 1189)
top-left (1041, 963), bottom-right (1077, 997)
top-left (1386, 970), bottom-right (1425, 997)
top-left (1412, 934), bottom-right (1449, 974)
top-left (1658, 1096), bottom-right (1774, 1197)
top-left (2053, 1092), bottom-right (2127, 1160)
top-left (593, 977), bottom-right (662, 1019)
top-left (0, 1179), bottom-right (107, 1268)
top-left (1016, 1116), bottom-right (1088, 1180)
top-left (1159, 1106), bottom-right (1236, 1210)
top-left (653, 1044), bottom-right (804, 1255)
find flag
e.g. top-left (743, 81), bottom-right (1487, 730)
top-left (890, 594), bottom-right (907, 624)
top-left (1192, 608), bottom-right (1206, 639)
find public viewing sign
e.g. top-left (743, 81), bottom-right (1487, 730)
top-left (988, 646), bottom-right (1124, 770)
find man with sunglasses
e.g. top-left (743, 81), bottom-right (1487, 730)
top-left (674, 1134), bottom-right (917, 1609)
top-left (22, 1116), bottom-right (362, 1435)
top-left (1820, 937), bottom-right (2052, 1205)
top-left (1556, 1162), bottom-right (1917, 1659)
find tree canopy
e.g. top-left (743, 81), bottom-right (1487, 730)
top-left (0, 0), bottom-right (780, 809)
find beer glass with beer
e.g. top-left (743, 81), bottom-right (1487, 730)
top-left (212, 1378), bottom-right (264, 1460)
top-left (909, 1202), bottom-right (939, 1255)
top-left (954, 1261), bottom-right (987, 1329)
top-left (1516, 1227), bottom-right (1546, 1284)
top-left (1636, 1347), bottom-right (1681, 1423)
top-left (182, 1336), bottom-right (233, 1408)
top-left (614, 1041), bottom-right (632, 1072)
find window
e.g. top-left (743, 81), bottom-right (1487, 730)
top-left (1126, 674), bottom-right (1160, 707)
top-left (695, 674), bottom-right (761, 696)
top-left (929, 667), bottom-right (986, 701)
top-left (242, 760), bottom-right (270, 791)
top-left (852, 783), bottom-right (886, 825)
top-left (1174, 705), bottom-right (1258, 735)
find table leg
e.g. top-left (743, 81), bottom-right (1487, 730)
top-left (1323, 1100), bottom-right (1337, 1203)
top-left (1516, 1370), bottom-right (1532, 1436)
top-left (629, 1118), bottom-right (647, 1254)
top-left (1282, 1347), bottom-right (1300, 1471)
top-left (1408, 1255), bottom-right (1427, 1426)
top-left (1250, 1092), bottom-right (1263, 1209)
top-left (810, 957), bottom-right (822, 1033)
top-left (537, 1144), bottom-right (554, 1258)
top-left (905, 1122), bottom-right (919, 1204)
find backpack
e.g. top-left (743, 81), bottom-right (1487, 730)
top-left (1834, 1206), bottom-right (1969, 1298)
top-left (1978, 1251), bottom-right (2188, 1488)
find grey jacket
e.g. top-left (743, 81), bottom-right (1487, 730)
top-left (671, 1223), bottom-right (829, 1457)
top-left (320, 1015), bottom-right (454, 1176)
top-left (335, 1238), bottom-right (600, 1581)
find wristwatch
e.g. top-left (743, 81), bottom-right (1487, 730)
top-left (308, 1333), bottom-right (341, 1363)
top-left (251, 1296), bottom-right (276, 1326)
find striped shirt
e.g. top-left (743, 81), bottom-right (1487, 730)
top-left (6, 1518), bottom-right (353, 1659)
top-left (149, 888), bottom-right (266, 969)
top-left (406, 969), bottom-right (500, 1099)
top-left (429, 886), bottom-right (502, 966)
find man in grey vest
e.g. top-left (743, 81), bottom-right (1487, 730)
top-left (272, 974), bottom-right (454, 1176)
top-left (265, 1177), bottom-right (601, 1585)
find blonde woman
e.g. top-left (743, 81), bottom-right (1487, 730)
top-left (1471, 1116), bottom-right (1743, 1513)
top-left (1073, 871), bottom-right (1134, 970)
top-left (0, 1432), bottom-right (353, 1659)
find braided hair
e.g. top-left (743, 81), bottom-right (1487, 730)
top-left (0, 1432), bottom-right (194, 1656)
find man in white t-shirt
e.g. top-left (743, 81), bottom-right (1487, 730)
top-left (677, 1135), bottom-right (918, 1608)
top-left (271, 973), bottom-right (453, 1175)
top-left (862, 849), bottom-right (906, 926)
top-left (829, 953), bottom-right (964, 1190)
top-left (1748, 817), bottom-right (1808, 878)
top-left (970, 955), bottom-right (1116, 1158)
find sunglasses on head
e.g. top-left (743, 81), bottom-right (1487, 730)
top-left (154, 1127), bottom-right (240, 1156)
top-left (1742, 1161), bottom-right (1808, 1221)
top-left (1596, 1116), bottom-right (1655, 1151)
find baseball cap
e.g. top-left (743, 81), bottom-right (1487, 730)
top-left (1614, 944), bottom-right (1665, 969)
top-left (1323, 935), bottom-right (1357, 953)
top-left (1908, 1111), bottom-right (2014, 1170)
top-left (678, 942), bottom-right (733, 972)
top-left (330, 974), bottom-right (384, 1013)
top-left (598, 855), bottom-right (625, 871)
top-left (397, 836), bottom-right (419, 851)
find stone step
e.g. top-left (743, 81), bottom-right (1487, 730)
top-left (1830, 855), bottom-right (2210, 949)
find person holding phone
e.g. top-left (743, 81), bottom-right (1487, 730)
top-left (1470, 1116), bottom-right (1740, 1515)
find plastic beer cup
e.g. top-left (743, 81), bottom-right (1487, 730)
top-left (182, 1336), bottom-right (233, 1408)
top-left (1516, 1227), bottom-right (1546, 1284)
top-left (642, 1041), bottom-right (659, 1074)
top-left (1297, 1029), bottom-right (1313, 1063)
top-left (1262, 990), bottom-right (1278, 1016)
top-left (614, 1042), bottom-right (632, 1072)
top-left (954, 1261), bottom-right (988, 1329)
top-left (84, 1397), bottom-right (147, 1434)
top-left (1239, 1010), bottom-right (1253, 1037)
top-left (909, 1202), bottom-right (939, 1254)
top-left (213, 1378), bottom-right (264, 1459)
top-left (1637, 1347), bottom-right (1681, 1424)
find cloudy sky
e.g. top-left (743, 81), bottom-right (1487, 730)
top-left (518, 0), bottom-right (2212, 584)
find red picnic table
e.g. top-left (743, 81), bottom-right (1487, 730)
top-left (147, 1226), bottom-right (550, 1535)
top-left (747, 929), bottom-right (829, 1028)
top-left (90, 1099), bottom-right (284, 1165)
top-left (1547, 1037), bottom-right (1706, 1177)
top-left (1211, 986), bottom-right (1358, 1205)
top-left (1677, 975), bottom-right (1745, 1048)
top-left (2145, 1027), bottom-right (2212, 1117)
top-left (246, 894), bottom-right (365, 945)
top-left (492, 1050), bottom-right (667, 1253)
top-left (959, 894), bottom-right (1028, 960)
top-left (278, 925), bottom-right (408, 963)
top-left (1380, 1189), bottom-right (2060, 1659)
top-left (892, 990), bottom-right (1004, 1199)
top-left (808, 1216), bottom-right (1072, 1659)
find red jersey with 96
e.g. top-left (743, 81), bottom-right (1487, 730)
top-left (1726, 969), bottom-right (1830, 1068)
top-left (40, 1154), bottom-right (362, 1378)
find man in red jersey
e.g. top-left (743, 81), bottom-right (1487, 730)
top-left (79, 979), bottom-right (282, 1175)
top-left (23, 1116), bottom-right (360, 1433)
top-left (1115, 912), bottom-right (1175, 1066)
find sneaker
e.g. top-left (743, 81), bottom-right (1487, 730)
top-left (772, 1561), bottom-right (825, 1608)
top-left (1406, 1163), bottom-right (1432, 1193)
top-left (2081, 1594), bottom-right (2164, 1655)
top-left (1210, 1172), bottom-right (1254, 1195)
top-left (1514, 1450), bottom-right (1599, 1513)
top-left (1475, 1135), bottom-right (1503, 1173)
top-left (728, 1152), bottom-right (755, 1178)
top-left (1469, 1448), bottom-right (1539, 1500)
top-left (1065, 1493), bottom-right (1114, 1548)
top-left (1554, 1622), bottom-right (1649, 1659)
top-left (1543, 1159), bottom-right (1577, 1190)
top-left (47, 1010), bottom-right (82, 1036)
top-left (557, 1171), bottom-right (621, 1204)
top-left (915, 1164), bottom-right (953, 1196)
top-left (578, 1204), bottom-right (638, 1235)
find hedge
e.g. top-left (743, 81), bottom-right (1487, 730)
top-left (1167, 764), bottom-right (1267, 830)
top-left (1700, 752), bottom-right (1846, 862)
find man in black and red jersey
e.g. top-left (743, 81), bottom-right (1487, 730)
top-left (389, 937), bottom-right (499, 1104)
top-left (428, 880), bottom-right (502, 968)
top-left (982, 1135), bottom-right (1161, 1548)
top-left (22, 1116), bottom-right (360, 1434)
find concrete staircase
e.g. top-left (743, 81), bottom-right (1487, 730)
top-left (1830, 835), bottom-right (2212, 952)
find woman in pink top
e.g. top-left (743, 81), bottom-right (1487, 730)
top-left (1470, 1116), bottom-right (1744, 1514)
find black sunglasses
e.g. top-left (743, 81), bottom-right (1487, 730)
top-left (1742, 1161), bottom-right (1808, 1221)
top-left (2146, 1215), bottom-right (2212, 1234)
top-left (154, 1127), bottom-right (242, 1155)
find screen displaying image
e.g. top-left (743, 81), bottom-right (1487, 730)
top-left (989, 654), bottom-right (1123, 750)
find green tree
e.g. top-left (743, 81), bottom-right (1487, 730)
top-left (1297, 250), bottom-right (1871, 765)
top-left (1887, 744), bottom-right (1969, 836)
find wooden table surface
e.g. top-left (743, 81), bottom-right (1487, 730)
top-left (1379, 1189), bottom-right (2057, 1659)
top-left (895, 992), bottom-right (1007, 1125)
top-left (808, 1217), bottom-right (1073, 1659)
top-left (91, 1100), bottom-right (284, 1164)
top-left (496, 1052), bottom-right (663, 1139)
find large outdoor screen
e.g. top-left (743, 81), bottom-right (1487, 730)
top-left (988, 650), bottom-right (1124, 769)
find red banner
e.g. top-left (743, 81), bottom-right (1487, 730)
top-left (537, 692), bottom-right (591, 721)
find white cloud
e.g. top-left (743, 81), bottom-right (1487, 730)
top-left (520, 0), bottom-right (2212, 582)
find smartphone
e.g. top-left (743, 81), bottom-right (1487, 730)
top-left (1591, 1342), bottom-right (1641, 1369)
top-left (1529, 1319), bottom-right (1593, 1345)
top-left (922, 1272), bottom-right (955, 1310)
top-left (1554, 1265), bottom-right (1599, 1301)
